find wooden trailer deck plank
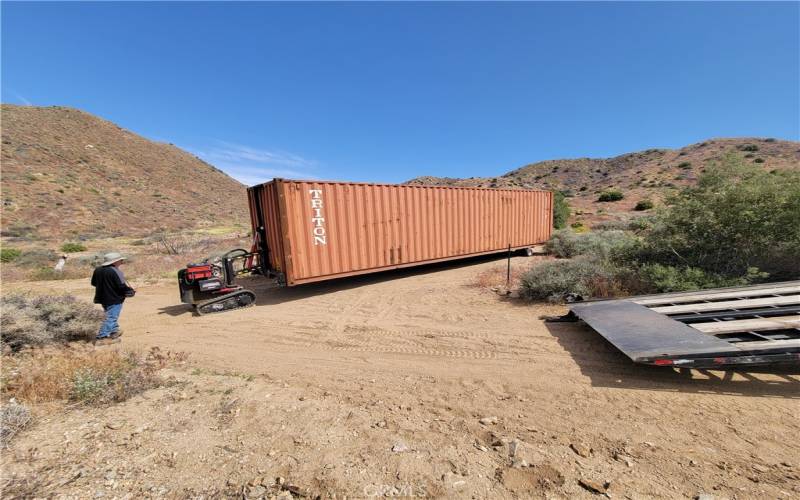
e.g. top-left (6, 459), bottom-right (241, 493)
top-left (633, 285), bottom-right (800, 306)
top-left (723, 338), bottom-right (800, 350)
top-left (691, 316), bottom-right (800, 334)
top-left (651, 295), bottom-right (800, 315)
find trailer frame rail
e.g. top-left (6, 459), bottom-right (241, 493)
top-left (567, 281), bottom-right (800, 368)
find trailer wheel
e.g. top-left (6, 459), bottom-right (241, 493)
top-left (525, 247), bottom-right (535, 256)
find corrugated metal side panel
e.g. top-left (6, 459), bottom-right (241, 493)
top-left (274, 180), bottom-right (552, 285)
top-left (247, 182), bottom-right (287, 273)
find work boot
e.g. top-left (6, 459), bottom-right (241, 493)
top-left (110, 330), bottom-right (123, 339)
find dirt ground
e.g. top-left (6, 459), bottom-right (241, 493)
top-left (3, 255), bottom-right (799, 499)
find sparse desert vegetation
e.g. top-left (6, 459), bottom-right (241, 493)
top-left (3, 346), bottom-right (168, 406)
top-left (60, 242), bottom-right (86, 253)
top-left (552, 191), bottom-right (571, 229)
top-left (520, 155), bottom-right (800, 301)
top-left (597, 189), bottom-right (624, 202)
top-left (0, 292), bottom-right (177, 457)
top-left (0, 228), bottom-right (250, 283)
top-left (0, 399), bottom-right (32, 447)
top-left (409, 138), bottom-right (799, 228)
top-left (1, 247), bottom-right (22, 263)
top-left (1, 293), bottom-right (104, 351)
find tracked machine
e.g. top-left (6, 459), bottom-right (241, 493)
top-left (177, 249), bottom-right (263, 315)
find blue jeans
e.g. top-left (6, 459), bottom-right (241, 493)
top-left (98, 303), bottom-right (123, 338)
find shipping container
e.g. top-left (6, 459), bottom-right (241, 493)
top-left (247, 179), bottom-right (552, 286)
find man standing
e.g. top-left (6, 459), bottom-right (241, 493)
top-left (91, 252), bottom-right (135, 344)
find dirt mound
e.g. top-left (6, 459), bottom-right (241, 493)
top-left (408, 138), bottom-right (800, 226)
top-left (1, 104), bottom-right (248, 240)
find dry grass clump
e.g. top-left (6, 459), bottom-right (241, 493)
top-left (0, 294), bottom-right (103, 351)
top-left (2, 347), bottom-right (174, 405)
top-left (545, 230), bottom-right (638, 259)
top-left (26, 267), bottom-right (87, 281)
top-left (519, 256), bottom-right (632, 302)
top-left (1, 399), bottom-right (32, 447)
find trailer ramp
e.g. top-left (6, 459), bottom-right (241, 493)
top-left (569, 281), bottom-right (800, 368)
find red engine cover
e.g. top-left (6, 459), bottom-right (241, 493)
top-left (186, 264), bottom-right (213, 280)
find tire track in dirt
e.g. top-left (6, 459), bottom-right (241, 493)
top-left (258, 326), bottom-right (603, 362)
top-left (238, 317), bottom-right (619, 363)
top-left (250, 336), bottom-right (501, 359)
top-left (327, 288), bottom-right (374, 333)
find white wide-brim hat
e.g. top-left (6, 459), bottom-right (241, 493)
top-left (101, 252), bottom-right (126, 266)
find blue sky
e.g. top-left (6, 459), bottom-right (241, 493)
top-left (2, 2), bottom-right (798, 185)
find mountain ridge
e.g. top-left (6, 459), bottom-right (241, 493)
top-left (407, 137), bottom-right (800, 225)
top-left (1, 104), bottom-right (249, 240)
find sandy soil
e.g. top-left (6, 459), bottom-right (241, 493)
top-left (3, 255), bottom-right (799, 499)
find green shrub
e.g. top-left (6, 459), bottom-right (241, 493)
top-left (1, 248), bottom-right (22, 263)
top-left (520, 257), bottom-right (612, 301)
top-left (71, 368), bottom-right (112, 402)
top-left (29, 267), bottom-right (74, 281)
top-left (553, 191), bottom-right (571, 229)
top-left (545, 231), bottom-right (581, 257)
top-left (570, 221), bottom-right (587, 232)
top-left (70, 355), bottom-right (162, 404)
top-left (598, 190), bottom-right (624, 202)
top-left (545, 230), bottom-right (638, 259)
top-left (519, 156), bottom-right (799, 302)
top-left (60, 242), bottom-right (86, 253)
top-left (764, 138), bottom-right (776, 143)
top-left (520, 256), bottom-right (624, 302)
top-left (738, 144), bottom-right (759, 152)
top-left (636, 154), bottom-right (800, 279)
top-left (591, 220), bottom-right (630, 231)
top-left (638, 264), bottom-right (766, 293)
top-left (634, 199), bottom-right (654, 211)
top-left (13, 249), bottom-right (57, 267)
top-left (677, 161), bottom-right (692, 169)
top-left (753, 158), bottom-right (764, 164)
top-left (1, 223), bottom-right (36, 238)
top-left (627, 217), bottom-right (654, 232)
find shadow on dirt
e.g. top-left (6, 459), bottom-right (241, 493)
top-left (251, 252), bottom-right (527, 306)
top-left (156, 251), bottom-right (528, 316)
top-left (158, 303), bottom-right (194, 316)
top-left (545, 322), bottom-right (800, 399)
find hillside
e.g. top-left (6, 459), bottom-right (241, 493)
top-left (408, 138), bottom-right (800, 226)
top-left (1, 105), bottom-right (248, 240)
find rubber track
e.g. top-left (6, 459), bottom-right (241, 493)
top-left (196, 290), bottom-right (256, 315)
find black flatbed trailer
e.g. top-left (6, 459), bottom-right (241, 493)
top-left (566, 281), bottom-right (800, 368)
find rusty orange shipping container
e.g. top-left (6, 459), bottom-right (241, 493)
top-left (247, 179), bottom-right (552, 286)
